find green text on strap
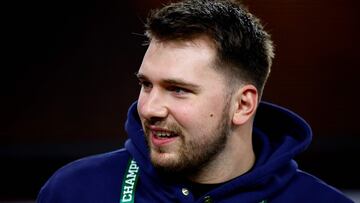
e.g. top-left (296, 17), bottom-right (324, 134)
top-left (120, 158), bottom-right (139, 203)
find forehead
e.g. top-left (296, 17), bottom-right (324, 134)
top-left (139, 37), bottom-right (226, 83)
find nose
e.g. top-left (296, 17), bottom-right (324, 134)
top-left (138, 88), bottom-right (168, 122)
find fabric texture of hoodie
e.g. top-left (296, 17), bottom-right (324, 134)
top-left (37, 101), bottom-right (354, 203)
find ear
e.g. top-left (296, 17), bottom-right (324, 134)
top-left (232, 85), bottom-right (259, 125)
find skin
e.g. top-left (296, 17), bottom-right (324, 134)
top-left (137, 36), bottom-right (258, 183)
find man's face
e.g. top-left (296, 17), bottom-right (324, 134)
top-left (137, 37), bottom-right (233, 174)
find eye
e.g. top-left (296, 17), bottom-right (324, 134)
top-left (138, 80), bottom-right (152, 90)
top-left (168, 86), bottom-right (190, 95)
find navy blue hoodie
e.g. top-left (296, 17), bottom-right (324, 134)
top-left (37, 101), bottom-right (354, 203)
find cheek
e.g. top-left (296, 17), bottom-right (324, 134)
top-left (199, 99), bottom-right (224, 118)
top-left (137, 95), bottom-right (146, 116)
top-left (173, 102), bottom-right (219, 128)
top-left (172, 105), bottom-right (194, 121)
top-left (170, 104), bottom-right (199, 128)
top-left (137, 91), bottom-right (148, 108)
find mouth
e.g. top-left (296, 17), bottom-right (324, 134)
top-left (152, 130), bottom-right (178, 139)
top-left (148, 127), bottom-right (180, 147)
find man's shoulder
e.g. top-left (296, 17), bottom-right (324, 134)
top-left (277, 170), bottom-right (354, 202)
top-left (37, 148), bottom-right (131, 202)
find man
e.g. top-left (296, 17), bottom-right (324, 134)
top-left (38, 0), bottom-right (354, 202)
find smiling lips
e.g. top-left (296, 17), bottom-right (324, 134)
top-left (149, 128), bottom-right (179, 147)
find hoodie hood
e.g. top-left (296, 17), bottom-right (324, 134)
top-left (124, 100), bottom-right (312, 202)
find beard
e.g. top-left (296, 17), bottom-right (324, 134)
top-left (143, 102), bottom-right (231, 177)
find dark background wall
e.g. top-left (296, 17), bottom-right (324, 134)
top-left (1, 0), bottom-right (359, 200)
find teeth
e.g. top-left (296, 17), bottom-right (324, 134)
top-left (155, 131), bottom-right (174, 138)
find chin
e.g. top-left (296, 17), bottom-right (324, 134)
top-left (151, 153), bottom-right (183, 172)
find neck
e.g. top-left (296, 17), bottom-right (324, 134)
top-left (187, 125), bottom-right (255, 184)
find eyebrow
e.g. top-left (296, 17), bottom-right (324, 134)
top-left (136, 72), bottom-right (201, 92)
top-left (136, 72), bottom-right (148, 81)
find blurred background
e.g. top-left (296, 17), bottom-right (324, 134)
top-left (1, 0), bottom-right (359, 201)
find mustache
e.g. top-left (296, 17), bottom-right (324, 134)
top-left (143, 120), bottom-right (183, 135)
